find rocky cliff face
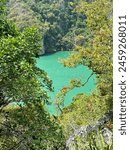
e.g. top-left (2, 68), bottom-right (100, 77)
top-left (38, 38), bottom-right (45, 56)
top-left (7, 0), bottom-right (43, 30)
top-left (7, 0), bottom-right (87, 54)
top-left (66, 110), bottom-right (113, 149)
top-left (7, 0), bottom-right (46, 55)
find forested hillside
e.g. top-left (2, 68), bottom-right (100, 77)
top-left (7, 0), bottom-right (87, 54)
top-left (0, 0), bottom-right (113, 149)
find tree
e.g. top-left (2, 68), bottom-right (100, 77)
top-left (58, 0), bottom-right (113, 147)
top-left (7, 0), bottom-right (87, 53)
top-left (0, 1), bottom-right (65, 149)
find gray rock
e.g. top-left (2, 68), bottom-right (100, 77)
top-left (66, 109), bottom-right (113, 150)
top-left (102, 128), bottom-right (112, 145)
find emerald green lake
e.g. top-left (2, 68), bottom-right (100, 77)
top-left (36, 51), bottom-right (96, 115)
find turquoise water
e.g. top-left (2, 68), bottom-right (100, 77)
top-left (36, 51), bottom-right (96, 115)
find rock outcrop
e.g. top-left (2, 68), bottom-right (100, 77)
top-left (66, 109), bottom-right (113, 150)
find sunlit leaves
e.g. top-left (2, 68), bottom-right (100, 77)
top-left (0, 2), bottom-right (65, 149)
top-left (59, 0), bottom-right (113, 142)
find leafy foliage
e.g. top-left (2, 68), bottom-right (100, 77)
top-left (59, 0), bottom-right (113, 142)
top-left (70, 129), bottom-right (113, 150)
top-left (0, 1), bottom-right (65, 149)
top-left (7, 0), bottom-right (87, 53)
top-left (0, 0), bottom-right (113, 149)
top-left (7, 0), bottom-right (45, 31)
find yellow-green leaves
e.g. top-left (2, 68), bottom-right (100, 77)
top-left (0, 3), bottom-right (65, 149)
top-left (59, 0), bottom-right (113, 142)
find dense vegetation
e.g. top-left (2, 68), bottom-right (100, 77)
top-left (0, 0), bottom-right (65, 149)
top-left (7, 0), bottom-right (87, 53)
top-left (0, 0), bottom-right (112, 149)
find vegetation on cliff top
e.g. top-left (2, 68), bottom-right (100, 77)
top-left (0, 0), bottom-right (112, 149)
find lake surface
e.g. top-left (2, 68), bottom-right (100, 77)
top-left (36, 51), bottom-right (96, 115)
